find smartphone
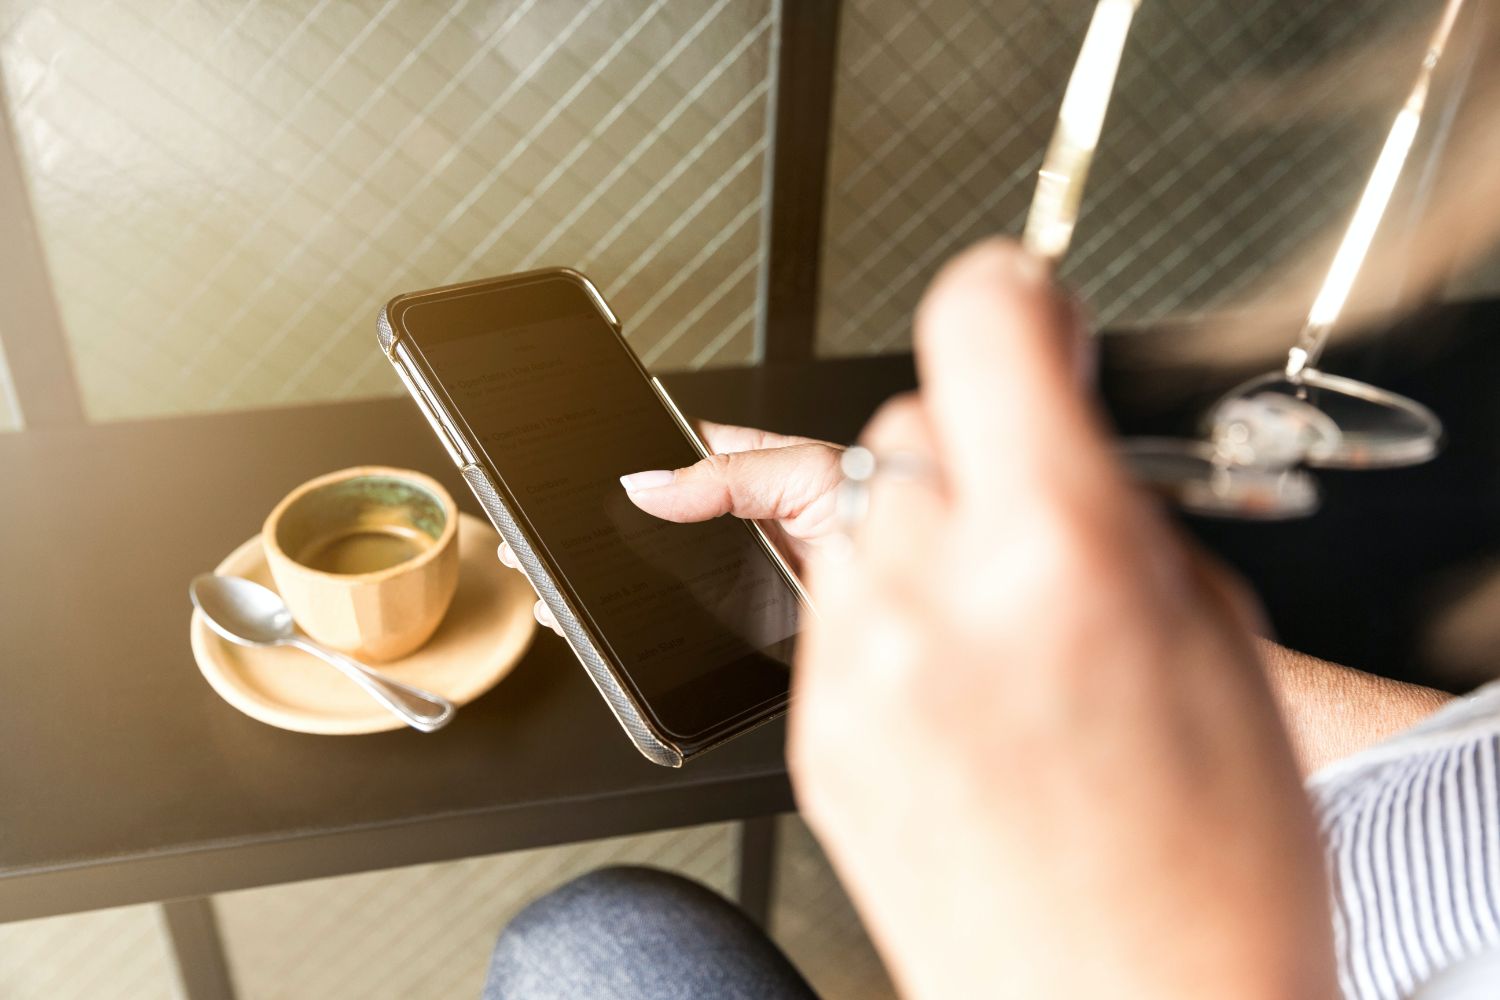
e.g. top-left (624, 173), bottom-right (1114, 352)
top-left (378, 269), bottom-right (808, 766)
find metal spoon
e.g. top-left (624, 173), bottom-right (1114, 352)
top-left (190, 574), bottom-right (456, 733)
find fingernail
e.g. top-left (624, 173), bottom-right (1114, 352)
top-left (620, 469), bottom-right (675, 492)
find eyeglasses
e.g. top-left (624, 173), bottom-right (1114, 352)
top-left (1022, 0), bottom-right (1142, 266)
top-left (1117, 0), bottom-right (1465, 519)
top-left (1018, 0), bottom-right (1459, 518)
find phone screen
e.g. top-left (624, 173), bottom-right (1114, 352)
top-left (402, 275), bottom-right (798, 741)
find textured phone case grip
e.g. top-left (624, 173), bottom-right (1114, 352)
top-left (458, 463), bottom-right (684, 768)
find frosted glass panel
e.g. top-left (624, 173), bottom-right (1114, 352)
top-left (0, 0), bottom-right (772, 421)
top-left (816, 0), bottom-right (1427, 356)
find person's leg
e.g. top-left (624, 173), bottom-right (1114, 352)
top-left (482, 865), bottom-right (819, 1000)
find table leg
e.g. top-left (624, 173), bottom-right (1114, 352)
top-left (736, 815), bottom-right (780, 930)
top-left (159, 897), bottom-right (237, 1000)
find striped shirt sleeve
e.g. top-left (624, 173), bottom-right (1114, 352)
top-left (1310, 679), bottom-right (1500, 1000)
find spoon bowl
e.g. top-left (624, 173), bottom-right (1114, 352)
top-left (190, 574), bottom-right (456, 732)
top-left (191, 574), bottom-right (298, 646)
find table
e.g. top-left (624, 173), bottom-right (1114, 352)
top-left (0, 354), bottom-right (918, 999)
top-left (7, 296), bottom-right (1500, 996)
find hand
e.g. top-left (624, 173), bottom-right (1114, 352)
top-left (619, 421), bottom-right (846, 572)
top-left (501, 421), bottom-right (846, 635)
top-left (789, 240), bottom-right (1336, 999)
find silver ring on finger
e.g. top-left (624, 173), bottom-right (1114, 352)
top-left (835, 446), bottom-right (939, 540)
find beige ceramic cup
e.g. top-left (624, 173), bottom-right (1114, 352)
top-left (263, 466), bottom-right (460, 662)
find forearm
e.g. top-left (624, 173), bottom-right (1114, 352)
top-left (1257, 638), bottom-right (1451, 775)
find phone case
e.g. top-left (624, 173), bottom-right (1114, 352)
top-left (377, 269), bottom-right (799, 767)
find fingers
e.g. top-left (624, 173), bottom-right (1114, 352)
top-left (532, 599), bottom-right (561, 635)
top-left (1185, 547), bottom-right (1271, 643)
top-left (803, 395), bottom-right (944, 619)
top-left (840, 394), bottom-right (946, 571)
top-left (621, 443), bottom-right (844, 523)
top-left (496, 543), bottom-right (562, 636)
top-left (693, 419), bottom-right (829, 455)
top-left (913, 238), bottom-right (1116, 509)
top-left (1065, 293), bottom-right (1098, 388)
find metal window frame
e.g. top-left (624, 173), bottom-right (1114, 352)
top-left (0, 72), bottom-right (85, 428)
top-left (755, 0), bottom-right (843, 364)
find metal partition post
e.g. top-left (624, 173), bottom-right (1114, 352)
top-left (755, 0), bottom-right (843, 364)
top-left (736, 815), bottom-right (781, 929)
top-left (159, 897), bottom-right (237, 1000)
top-left (0, 74), bottom-right (86, 428)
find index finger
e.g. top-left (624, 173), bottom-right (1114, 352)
top-left (693, 419), bottom-right (829, 455)
top-left (913, 238), bottom-right (1117, 508)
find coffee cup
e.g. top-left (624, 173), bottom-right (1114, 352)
top-left (263, 466), bottom-right (459, 662)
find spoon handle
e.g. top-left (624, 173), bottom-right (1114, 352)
top-left (287, 638), bottom-right (456, 733)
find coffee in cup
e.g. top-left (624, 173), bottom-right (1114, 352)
top-left (263, 466), bottom-right (459, 661)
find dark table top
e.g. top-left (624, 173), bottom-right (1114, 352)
top-left (0, 354), bottom-right (917, 922)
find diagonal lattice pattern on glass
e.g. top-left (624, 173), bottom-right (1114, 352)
top-left (816, 0), bottom-right (1432, 358)
top-left (0, 1), bottom-right (773, 421)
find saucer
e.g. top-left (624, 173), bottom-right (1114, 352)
top-left (190, 512), bottom-right (536, 734)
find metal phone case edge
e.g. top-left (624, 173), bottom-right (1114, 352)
top-left (378, 270), bottom-right (797, 766)
top-left (377, 276), bottom-right (687, 767)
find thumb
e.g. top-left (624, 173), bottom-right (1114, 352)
top-left (915, 237), bottom-right (1118, 507)
top-left (621, 443), bottom-right (844, 523)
